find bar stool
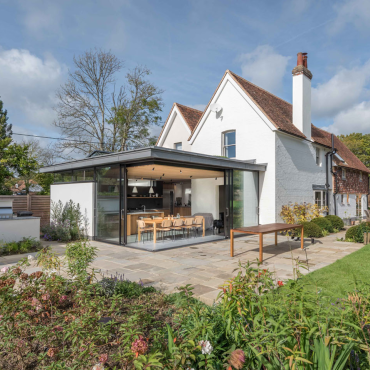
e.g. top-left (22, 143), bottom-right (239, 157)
top-left (170, 218), bottom-right (183, 240)
top-left (181, 218), bottom-right (194, 238)
top-left (156, 219), bottom-right (172, 242)
top-left (136, 220), bottom-right (154, 243)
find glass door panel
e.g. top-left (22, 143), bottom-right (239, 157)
top-left (120, 165), bottom-right (127, 245)
top-left (95, 165), bottom-right (120, 243)
top-left (232, 170), bottom-right (258, 228)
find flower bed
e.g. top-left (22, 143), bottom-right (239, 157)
top-left (0, 237), bottom-right (42, 256)
top-left (1, 242), bottom-right (370, 369)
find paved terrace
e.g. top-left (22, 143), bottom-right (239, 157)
top-left (0, 230), bottom-right (362, 305)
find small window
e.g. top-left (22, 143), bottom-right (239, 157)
top-left (314, 191), bottom-right (326, 208)
top-left (340, 194), bottom-right (344, 204)
top-left (342, 168), bottom-right (346, 180)
top-left (360, 172), bottom-right (363, 182)
top-left (222, 131), bottom-right (236, 158)
top-left (356, 195), bottom-right (362, 217)
top-left (315, 147), bottom-right (321, 166)
top-left (174, 142), bottom-right (182, 150)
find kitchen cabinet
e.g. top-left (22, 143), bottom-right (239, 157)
top-left (174, 207), bottom-right (191, 217)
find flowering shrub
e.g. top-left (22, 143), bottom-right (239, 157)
top-left (280, 202), bottom-right (326, 224)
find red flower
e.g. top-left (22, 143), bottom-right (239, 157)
top-left (277, 281), bottom-right (284, 287)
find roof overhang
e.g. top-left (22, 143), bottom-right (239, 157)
top-left (40, 146), bottom-right (267, 173)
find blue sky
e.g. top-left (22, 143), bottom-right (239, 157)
top-left (1, 0), bottom-right (370, 152)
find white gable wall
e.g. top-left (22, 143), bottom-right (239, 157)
top-left (160, 111), bottom-right (192, 152)
top-left (275, 133), bottom-right (332, 221)
top-left (191, 77), bottom-right (276, 224)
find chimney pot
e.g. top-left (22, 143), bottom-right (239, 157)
top-left (297, 52), bottom-right (303, 66)
top-left (302, 53), bottom-right (308, 68)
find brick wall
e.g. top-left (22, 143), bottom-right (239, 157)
top-left (333, 167), bottom-right (369, 194)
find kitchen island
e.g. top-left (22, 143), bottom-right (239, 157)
top-left (126, 211), bottom-right (164, 236)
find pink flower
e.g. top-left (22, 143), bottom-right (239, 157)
top-left (59, 295), bottom-right (68, 303)
top-left (1, 266), bottom-right (9, 273)
top-left (42, 293), bottom-right (50, 301)
top-left (229, 349), bottom-right (245, 369)
top-left (99, 353), bottom-right (108, 364)
top-left (30, 297), bottom-right (42, 311)
top-left (131, 336), bottom-right (148, 356)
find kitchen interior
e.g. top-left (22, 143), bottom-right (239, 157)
top-left (125, 164), bottom-right (225, 244)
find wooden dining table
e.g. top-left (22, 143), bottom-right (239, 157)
top-left (138, 216), bottom-right (205, 243)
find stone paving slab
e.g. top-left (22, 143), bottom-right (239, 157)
top-left (0, 229), bottom-right (364, 305)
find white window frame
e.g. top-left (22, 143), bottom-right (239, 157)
top-left (222, 130), bottom-right (236, 158)
top-left (342, 168), bottom-right (346, 180)
top-left (314, 191), bottom-right (326, 209)
top-left (315, 147), bottom-right (321, 166)
top-left (356, 194), bottom-right (362, 217)
top-left (174, 142), bottom-right (182, 150)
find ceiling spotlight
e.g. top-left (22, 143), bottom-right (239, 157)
top-left (190, 176), bottom-right (192, 178)
top-left (180, 170), bottom-right (182, 173)
top-left (162, 173), bottom-right (165, 176)
top-left (215, 177), bottom-right (218, 180)
top-left (152, 167), bottom-right (155, 171)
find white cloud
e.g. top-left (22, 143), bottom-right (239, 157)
top-left (239, 45), bottom-right (290, 94)
top-left (322, 101), bottom-right (370, 135)
top-left (0, 47), bottom-right (66, 128)
top-left (329, 0), bottom-right (370, 34)
top-left (312, 61), bottom-right (370, 118)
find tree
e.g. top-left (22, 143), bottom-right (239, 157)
top-left (109, 66), bottom-right (163, 151)
top-left (337, 133), bottom-right (370, 168)
top-left (54, 49), bottom-right (163, 156)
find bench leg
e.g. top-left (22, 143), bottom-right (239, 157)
top-left (301, 226), bottom-right (304, 249)
top-left (259, 233), bottom-right (263, 262)
top-left (230, 230), bottom-right (234, 257)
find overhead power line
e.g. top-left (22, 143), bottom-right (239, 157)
top-left (12, 132), bottom-right (104, 145)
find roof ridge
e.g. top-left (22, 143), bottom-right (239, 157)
top-left (228, 70), bottom-right (292, 107)
top-left (175, 102), bottom-right (204, 113)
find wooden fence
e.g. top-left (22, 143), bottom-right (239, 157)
top-left (0, 195), bottom-right (50, 227)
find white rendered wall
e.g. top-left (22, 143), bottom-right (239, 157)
top-left (275, 133), bottom-right (332, 221)
top-left (292, 74), bottom-right (311, 138)
top-left (161, 112), bottom-right (192, 152)
top-left (191, 178), bottom-right (224, 219)
top-left (362, 194), bottom-right (368, 218)
top-left (191, 78), bottom-right (276, 224)
top-left (51, 183), bottom-right (95, 237)
top-left (335, 194), bottom-right (357, 219)
top-left (0, 218), bottom-right (40, 243)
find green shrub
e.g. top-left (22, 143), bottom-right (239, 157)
top-left (325, 215), bottom-right (344, 230)
top-left (0, 237), bottom-right (41, 256)
top-left (345, 223), bottom-right (370, 243)
top-left (114, 280), bottom-right (156, 298)
top-left (311, 217), bottom-right (334, 232)
top-left (301, 221), bottom-right (323, 238)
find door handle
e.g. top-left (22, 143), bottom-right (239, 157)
top-left (225, 207), bottom-right (229, 217)
top-left (121, 209), bottom-right (124, 219)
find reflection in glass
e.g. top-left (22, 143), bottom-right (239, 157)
top-left (96, 166), bottom-right (120, 242)
top-left (233, 170), bottom-right (258, 228)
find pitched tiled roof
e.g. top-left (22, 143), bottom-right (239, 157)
top-left (176, 103), bottom-right (203, 131)
top-left (158, 70), bottom-right (370, 173)
top-left (311, 125), bottom-right (370, 173)
top-left (228, 71), bottom-right (306, 139)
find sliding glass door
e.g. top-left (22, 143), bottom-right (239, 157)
top-left (232, 170), bottom-right (259, 228)
top-left (95, 165), bottom-right (120, 243)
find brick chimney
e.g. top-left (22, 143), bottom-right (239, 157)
top-left (292, 52), bottom-right (313, 139)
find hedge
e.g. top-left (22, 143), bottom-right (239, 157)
top-left (325, 215), bottom-right (344, 231)
top-left (301, 221), bottom-right (323, 238)
top-left (311, 217), bottom-right (334, 233)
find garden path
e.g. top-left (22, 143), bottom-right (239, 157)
top-left (0, 230), bottom-right (362, 305)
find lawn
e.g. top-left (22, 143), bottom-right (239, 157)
top-left (297, 243), bottom-right (370, 297)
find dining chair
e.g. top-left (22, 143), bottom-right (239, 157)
top-left (181, 218), bottom-right (194, 238)
top-left (170, 218), bottom-right (183, 240)
top-left (136, 220), bottom-right (154, 243)
top-left (192, 216), bottom-right (203, 237)
top-left (156, 219), bottom-right (172, 242)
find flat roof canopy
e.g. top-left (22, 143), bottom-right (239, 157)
top-left (40, 146), bottom-right (266, 173)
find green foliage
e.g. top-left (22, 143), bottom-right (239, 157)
top-left (345, 222), bottom-right (370, 242)
top-left (301, 221), bottom-right (324, 238)
top-left (0, 237), bottom-right (41, 256)
top-left (337, 132), bottom-right (370, 168)
top-left (311, 216), bottom-right (334, 232)
top-left (41, 200), bottom-right (87, 241)
top-left (325, 215), bottom-right (345, 230)
top-left (65, 240), bottom-right (97, 279)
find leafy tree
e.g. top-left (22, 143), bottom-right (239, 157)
top-left (54, 49), bottom-right (163, 156)
top-left (337, 133), bottom-right (370, 168)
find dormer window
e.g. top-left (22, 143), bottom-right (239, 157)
top-left (174, 142), bottom-right (182, 150)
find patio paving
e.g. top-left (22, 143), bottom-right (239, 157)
top-left (0, 229), bottom-right (363, 305)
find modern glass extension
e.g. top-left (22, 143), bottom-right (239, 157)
top-left (41, 147), bottom-right (264, 251)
